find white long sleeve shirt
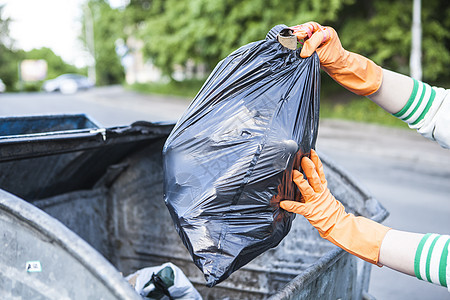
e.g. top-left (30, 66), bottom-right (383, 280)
top-left (391, 79), bottom-right (450, 290)
top-left (413, 233), bottom-right (450, 291)
top-left (393, 79), bottom-right (450, 149)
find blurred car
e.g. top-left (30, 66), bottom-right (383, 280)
top-left (0, 79), bottom-right (5, 93)
top-left (42, 74), bottom-right (94, 94)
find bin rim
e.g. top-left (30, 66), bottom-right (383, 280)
top-left (0, 113), bottom-right (102, 141)
top-left (0, 118), bottom-right (175, 163)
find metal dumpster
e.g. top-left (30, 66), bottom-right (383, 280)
top-left (0, 114), bottom-right (388, 299)
top-left (0, 189), bottom-right (141, 300)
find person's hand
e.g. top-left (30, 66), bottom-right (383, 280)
top-left (280, 150), bottom-right (390, 265)
top-left (290, 22), bottom-right (335, 60)
top-left (280, 149), bottom-right (337, 237)
top-left (289, 21), bottom-right (383, 96)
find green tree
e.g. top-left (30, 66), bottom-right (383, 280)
top-left (127, 0), bottom-right (449, 84)
top-left (25, 47), bottom-right (81, 80)
top-left (0, 5), bottom-right (21, 91)
top-left (135, 0), bottom-right (354, 77)
top-left (82, 0), bottom-right (449, 85)
top-left (82, 0), bottom-right (125, 85)
top-left (0, 45), bottom-right (22, 91)
top-left (337, 0), bottom-right (450, 84)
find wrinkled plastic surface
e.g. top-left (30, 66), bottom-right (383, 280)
top-left (126, 263), bottom-right (202, 299)
top-left (163, 25), bottom-right (320, 287)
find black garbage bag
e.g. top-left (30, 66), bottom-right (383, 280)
top-left (163, 25), bottom-right (320, 287)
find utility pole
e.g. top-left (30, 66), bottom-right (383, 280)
top-left (84, 4), bottom-right (96, 84)
top-left (410, 0), bottom-right (422, 81)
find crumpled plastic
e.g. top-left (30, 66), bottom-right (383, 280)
top-left (126, 262), bottom-right (202, 299)
top-left (163, 25), bottom-right (321, 287)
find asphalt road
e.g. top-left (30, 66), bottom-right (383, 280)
top-left (1, 87), bottom-right (449, 299)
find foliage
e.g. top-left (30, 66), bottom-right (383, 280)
top-left (421, 1), bottom-right (450, 83)
top-left (14, 47), bottom-right (86, 92)
top-left (0, 5), bottom-right (20, 91)
top-left (337, 0), bottom-right (450, 83)
top-left (125, 0), bottom-right (449, 85)
top-left (2, 0), bottom-right (450, 91)
top-left (25, 48), bottom-right (81, 80)
top-left (121, 0), bottom-right (152, 26)
top-left (0, 46), bottom-right (85, 92)
top-left (134, 0), bottom-right (354, 77)
top-left (82, 0), bottom-right (125, 85)
top-left (0, 45), bottom-right (22, 91)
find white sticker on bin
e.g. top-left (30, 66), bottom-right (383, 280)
top-left (26, 261), bottom-right (42, 272)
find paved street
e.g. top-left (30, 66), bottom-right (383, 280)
top-left (1, 87), bottom-right (449, 299)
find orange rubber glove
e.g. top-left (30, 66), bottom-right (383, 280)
top-left (290, 22), bottom-right (383, 96)
top-left (280, 150), bottom-right (390, 265)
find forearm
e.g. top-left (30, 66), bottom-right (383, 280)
top-left (368, 68), bottom-right (450, 149)
top-left (378, 229), bottom-right (423, 275)
top-left (379, 230), bottom-right (450, 289)
top-left (368, 69), bottom-right (414, 114)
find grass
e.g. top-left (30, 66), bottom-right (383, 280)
top-left (128, 77), bottom-right (409, 129)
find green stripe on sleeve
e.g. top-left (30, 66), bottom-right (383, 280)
top-left (426, 235), bottom-right (440, 283)
top-left (403, 82), bottom-right (426, 121)
top-left (415, 233), bottom-right (431, 280)
top-left (439, 238), bottom-right (450, 287)
top-left (393, 79), bottom-right (419, 118)
top-left (411, 88), bottom-right (436, 126)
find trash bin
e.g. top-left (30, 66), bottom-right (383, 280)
top-left (0, 114), bottom-right (388, 299)
top-left (0, 189), bottom-right (141, 300)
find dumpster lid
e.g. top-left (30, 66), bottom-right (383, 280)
top-left (0, 114), bottom-right (175, 200)
top-left (0, 114), bottom-right (174, 162)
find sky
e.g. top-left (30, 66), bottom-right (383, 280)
top-left (0, 0), bottom-right (127, 68)
top-left (0, 0), bottom-right (90, 67)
